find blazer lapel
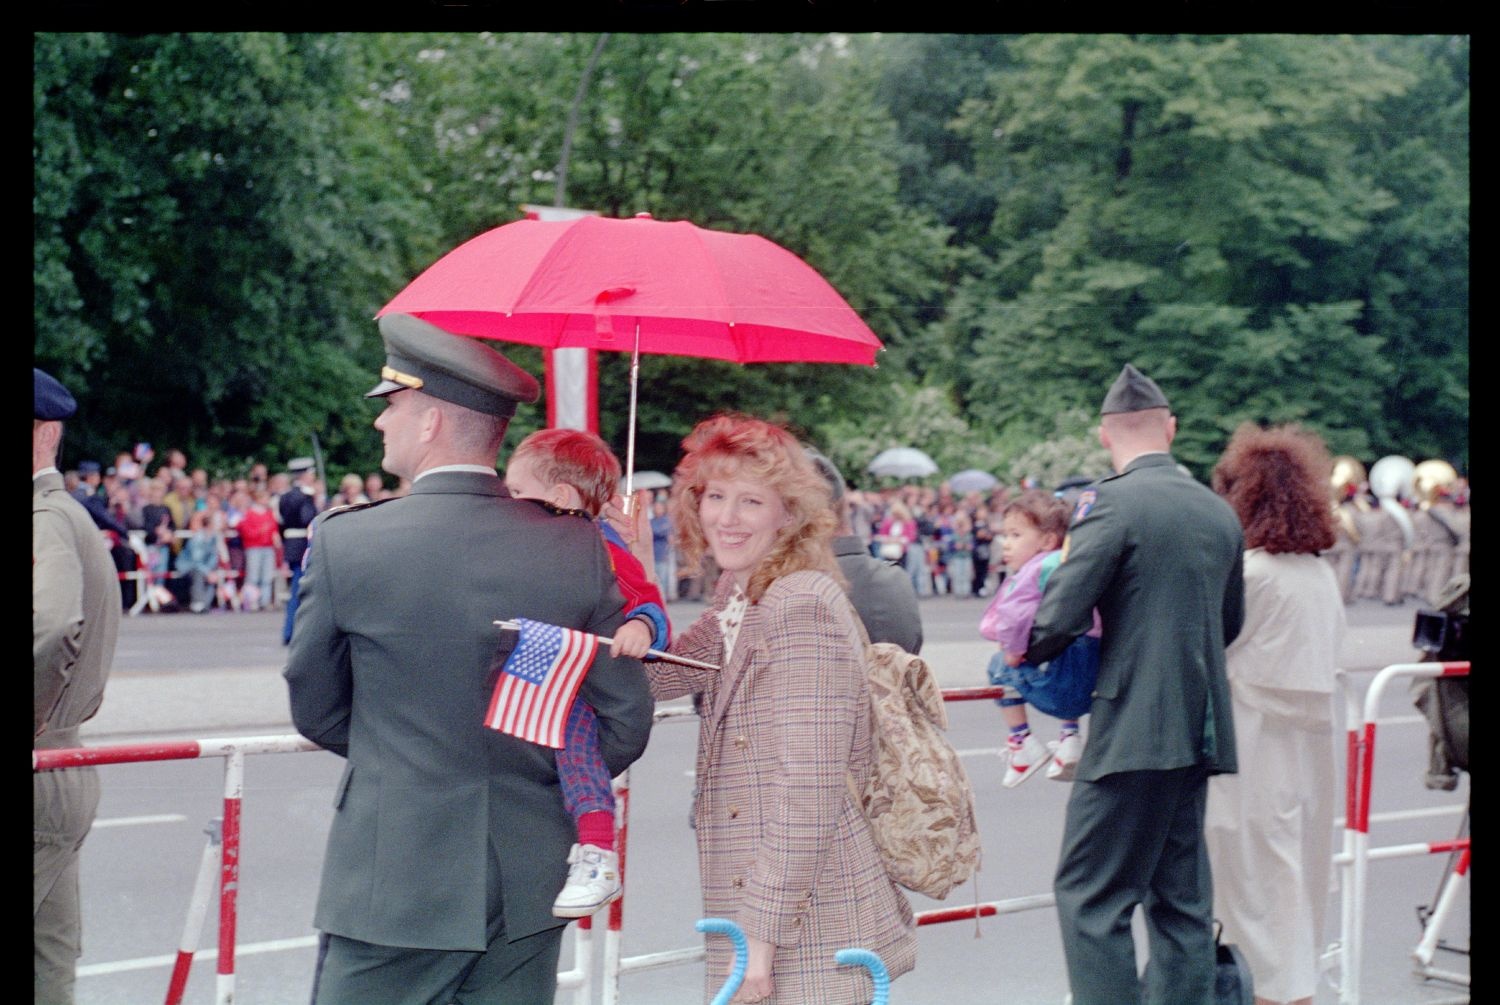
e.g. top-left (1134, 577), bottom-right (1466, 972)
top-left (707, 601), bottom-right (765, 737)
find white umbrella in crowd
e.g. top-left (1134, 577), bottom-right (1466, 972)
top-left (947, 468), bottom-right (998, 494)
top-left (867, 447), bottom-right (938, 479)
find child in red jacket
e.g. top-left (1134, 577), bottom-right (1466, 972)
top-left (505, 429), bottom-right (670, 917)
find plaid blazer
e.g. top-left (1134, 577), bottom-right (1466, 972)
top-left (653, 569), bottom-right (917, 1004)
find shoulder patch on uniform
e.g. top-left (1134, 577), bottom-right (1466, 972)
top-left (1072, 490), bottom-right (1097, 523)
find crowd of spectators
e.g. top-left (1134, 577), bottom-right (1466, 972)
top-left (651, 478), bottom-right (1026, 604)
top-left (62, 444), bottom-right (407, 615)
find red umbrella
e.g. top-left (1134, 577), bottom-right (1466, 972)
top-left (378, 213), bottom-right (882, 497)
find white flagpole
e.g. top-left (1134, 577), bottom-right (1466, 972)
top-left (494, 619), bottom-right (718, 671)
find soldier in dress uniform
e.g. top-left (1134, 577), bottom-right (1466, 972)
top-left (284, 314), bottom-right (653, 1005)
top-left (34, 368), bottom-right (120, 1005)
top-left (279, 456), bottom-right (321, 644)
top-left (1027, 364), bottom-right (1245, 1005)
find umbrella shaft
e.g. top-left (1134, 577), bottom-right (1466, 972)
top-left (624, 322), bottom-right (640, 514)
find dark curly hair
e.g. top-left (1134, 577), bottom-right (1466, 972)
top-left (1212, 422), bottom-right (1336, 554)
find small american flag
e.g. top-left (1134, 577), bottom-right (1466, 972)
top-left (484, 618), bottom-right (600, 748)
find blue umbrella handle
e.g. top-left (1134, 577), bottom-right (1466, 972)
top-left (835, 948), bottom-right (891, 1005)
top-left (697, 918), bottom-right (748, 1005)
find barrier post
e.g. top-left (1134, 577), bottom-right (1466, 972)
top-left (217, 749), bottom-right (244, 1005)
top-left (1336, 661), bottom-right (1470, 1005)
top-left (163, 819), bottom-right (223, 1005)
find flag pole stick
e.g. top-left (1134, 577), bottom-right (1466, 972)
top-left (494, 620), bottom-right (719, 671)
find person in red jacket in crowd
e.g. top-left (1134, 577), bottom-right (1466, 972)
top-left (504, 428), bottom-right (670, 919)
top-left (236, 487), bottom-right (283, 611)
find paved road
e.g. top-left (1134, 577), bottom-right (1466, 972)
top-left (66, 593), bottom-right (1468, 1004)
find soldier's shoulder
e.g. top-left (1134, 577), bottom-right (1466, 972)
top-left (318, 497), bottom-right (399, 524)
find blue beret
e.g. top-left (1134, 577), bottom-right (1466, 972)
top-left (35, 368), bottom-right (78, 421)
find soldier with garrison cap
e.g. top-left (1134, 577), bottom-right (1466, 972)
top-left (35, 368), bottom-right (120, 1005)
top-left (1026, 363), bottom-right (1246, 1005)
top-left (284, 314), bottom-right (654, 1005)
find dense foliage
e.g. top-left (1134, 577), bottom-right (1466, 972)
top-left (35, 33), bottom-right (1468, 487)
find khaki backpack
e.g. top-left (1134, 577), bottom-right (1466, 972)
top-left (850, 642), bottom-right (983, 900)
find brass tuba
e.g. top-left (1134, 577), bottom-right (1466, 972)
top-left (1330, 456), bottom-right (1367, 503)
top-left (1330, 456), bottom-right (1367, 542)
top-left (1413, 459), bottom-right (1459, 509)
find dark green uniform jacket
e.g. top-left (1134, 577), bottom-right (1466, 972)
top-left (1028, 453), bottom-right (1245, 781)
top-left (284, 471), bottom-right (654, 952)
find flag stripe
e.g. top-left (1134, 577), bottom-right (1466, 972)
top-left (485, 618), bottom-right (600, 748)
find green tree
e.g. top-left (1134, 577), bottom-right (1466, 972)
top-left (946, 34), bottom-right (1424, 474)
top-left (35, 32), bottom-right (434, 475)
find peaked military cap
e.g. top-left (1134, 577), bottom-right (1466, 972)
top-left (287, 457), bottom-right (316, 474)
top-left (34, 368), bottom-right (78, 421)
top-left (367, 313), bottom-right (540, 418)
top-left (1100, 363), bottom-right (1170, 415)
top-left (78, 459), bottom-right (102, 475)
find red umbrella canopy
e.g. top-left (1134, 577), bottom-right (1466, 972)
top-left (378, 213), bottom-right (883, 366)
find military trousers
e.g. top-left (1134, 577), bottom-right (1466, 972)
top-left (35, 765), bottom-right (102, 1005)
top-left (1054, 764), bottom-right (1215, 1005)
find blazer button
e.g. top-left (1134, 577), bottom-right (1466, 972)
top-left (733, 876), bottom-right (745, 888)
top-left (734, 734), bottom-right (748, 748)
top-left (728, 806), bottom-right (739, 818)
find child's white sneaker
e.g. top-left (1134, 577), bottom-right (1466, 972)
top-left (551, 843), bottom-right (621, 918)
top-left (1046, 733), bottom-right (1084, 781)
top-left (1001, 733), bottom-right (1051, 788)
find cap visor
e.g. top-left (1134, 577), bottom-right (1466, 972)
top-left (365, 379), bottom-right (406, 399)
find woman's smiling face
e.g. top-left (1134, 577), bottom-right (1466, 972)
top-left (698, 475), bottom-right (791, 589)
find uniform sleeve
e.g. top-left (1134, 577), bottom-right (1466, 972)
top-left (34, 507), bottom-right (86, 735)
top-left (282, 516), bottom-right (352, 757)
top-left (1027, 494), bottom-right (1122, 664)
top-left (740, 585), bottom-right (864, 948)
top-left (1222, 540), bottom-right (1246, 648)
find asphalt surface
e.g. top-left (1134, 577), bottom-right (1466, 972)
top-left (65, 591), bottom-right (1469, 1004)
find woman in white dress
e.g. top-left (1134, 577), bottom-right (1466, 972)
top-left (1206, 423), bottom-right (1347, 1005)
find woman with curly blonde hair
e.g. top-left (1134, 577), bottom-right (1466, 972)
top-left (651, 413), bottom-right (916, 1005)
top-left (1206, 422), bottom-right (1346, 1005)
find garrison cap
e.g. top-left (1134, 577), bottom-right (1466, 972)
top-left (1101, 363), bottom-right (1170, 415)
top-left (34, 368), bottom-right (78, 421)
top-left (367, 314), bottom-right (540, 418)
top-left (805, 447), bottom-right (847, 505)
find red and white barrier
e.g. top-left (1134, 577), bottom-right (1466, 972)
top-left (40, 666), bottom-right (1469, 1004)
top-left (35, 735), bottom-right (319, 1005)
top-left (1334, 661), bottom-right (1470, 1005)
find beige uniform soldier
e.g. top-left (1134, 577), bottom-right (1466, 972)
top-left (1354, 499), bottom-right (1407, 604)
top-left (1323, 458), bottom-right (1365, 604)
top-left (34, 368), bottom-right (120, 1005)
top-left (1406, 461), bottom-right (1464, 603)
